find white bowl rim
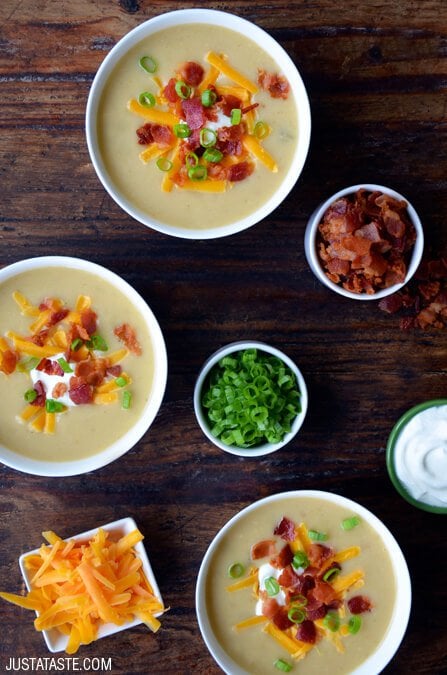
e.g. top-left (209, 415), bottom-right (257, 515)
top-left (195, 489), bottom-right (412, 675)
top-left (0, 255), bottom-right (167, 477)
top-left (193, 340), bottom-right (308, 457)
top-left (19, 517), bottom-right (164, 652)
top-left (304, 183), bottom-right (424, 300)
top-left (85, 8), bottom-right (312, 240)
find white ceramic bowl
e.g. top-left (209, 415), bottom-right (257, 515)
top-left (304, 183), bottom-right (424, 300)
top-left (86, 9), bottom-right (311, 239)
top-left (193, 341), bottom-right (308, 457)
top-left (196, 490), bottom-right (412, 675)
top-left (19, 517), bottom-right (164, 652)
top-left (0, 256), bottom-right (167, 476)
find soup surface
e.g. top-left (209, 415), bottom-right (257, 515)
top-left (206, 496), bottom-right (396, 675)
top-left (97, 23), bottom-right (299, 230)
top-left (0, 268), bottom-right (154, 463)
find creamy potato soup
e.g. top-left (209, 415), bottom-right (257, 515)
top-left (97, 23), bottom-right (299, 231)
top-left (0, 268), bottom-right (154, 463)
top-left (206, 496), bottom-right (396, 674)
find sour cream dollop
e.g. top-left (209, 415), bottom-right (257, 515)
top-left (30, 353), bottom-right (77, 408)
top-left (255, 563), bottom-right (286, 615)
top-left (393, 404), bottom-right (447, 507)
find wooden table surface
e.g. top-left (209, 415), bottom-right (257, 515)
top-left (1, 1), bottom-right (446, 673)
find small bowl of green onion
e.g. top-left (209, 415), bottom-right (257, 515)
top-left (194, 341), bottom-right (308, 456)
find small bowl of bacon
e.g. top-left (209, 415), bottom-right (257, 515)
top-left (304, 184), bottom-right (424, 300)
top-left (86, 8), bottom-right (311, 239)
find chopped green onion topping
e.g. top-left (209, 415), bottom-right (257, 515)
top-left (86, 334), bottom-right (108, 352)
top-left (17, 357), bottom-right (40, 373)
top-left (203, 148), bottom-right (223, 163)
top-left (341, 516), bottom-right (361, 531)
top-left (122, 390), bottom-right (132, 410)
top-left (323, 611), bottom-right (340, 632)
top-left (57, 357), bottom-right (73, 374)
top-left (45, 399), bottom-right (65, 413)
top-left (227, 562), bottom-right (245, 579)
top-left (274, 659), bottom-right (293, 672)
top-left (265, 577), bottom-right (280, 597)
top-left (139, 55), bottom-right (157, 74)
top-left (173, 123), bottom-right (191, 139)
top-left (175, 80), bottom-right (191, 99)
top-left (254, 120), bottom-right (270, 139)
top-left (156, 157), bottom-right (173, 172)
top-left (230, 108), bottom-right (242, 125)
top-left (289, 594), bottom-right (307, 607)
top-left (24, 388), bottom-right (37, 403)
top-left (201, 89), bottom-right (217, 107)
top-left (200, 128), bottom-right (217, 148)
top-left (201, 348), bottom-right (301, 448)
top-left (71, 338), bottom-right (83, 351)
top-left (186, 152), bottom-right (199, 168)
top-left (188, 165), bottom-right (207, 181)
top-left (292, 551), bottom-right (309, 570)
top-left (348, 615), bottom-right (362, 634)
top-left (308, 529), bottom-right (328, 542)
top-left (138, 91), bottom-right (156, 107)
top-left (323, 567), bottom-right (341, 583)
top-left (115, 376), bottom-right (128, 388)
top-left (287, 606), bottom-right (306, 624)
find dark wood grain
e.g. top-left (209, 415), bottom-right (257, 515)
top-left (0, 1), bottom-right (446, 673)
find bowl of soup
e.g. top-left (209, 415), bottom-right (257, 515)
top-left (304, 184), bottom-right (424, 300)
top-left (0, 256), bottom-right (167, 476)
top-left (86, 9), bottom-right (311, 239)
top-left (196, 490), bottom-right (411, 675)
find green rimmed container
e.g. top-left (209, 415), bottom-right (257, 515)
top-left (386, 399), bottom-right (447, 514)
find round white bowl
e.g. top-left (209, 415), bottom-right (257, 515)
top-left (193, 341), bottom-right (308, 457)
top-left (196, 490), bottom-right (412, 675)
top-left (0, 256), bottom-right (167, 477)
top-left (304, 183), bottom-right (424, 300)
top-left (86, 8), bottom-right (311, 239)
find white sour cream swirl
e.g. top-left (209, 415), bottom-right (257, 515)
top-left (30, 353), bottom-right (77, 408)
top-left (255, 563), bottom-right (286, 615)
top-left (393, 405), bottom-right (447, 507)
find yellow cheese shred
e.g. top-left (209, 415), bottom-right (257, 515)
top-left (205, 51), bottom-right (258, 94)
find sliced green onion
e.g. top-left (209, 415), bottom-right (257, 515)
top-left (348, 615), bottom-right (362, 634)
top-left (289, 594), bottom-right (307, 607)
top-left (341, 516), bottom-right (361, 531)
top-left (57, 357), bottom-right (73, 374)
top-left (139, 55), bottom-right (157, 74)
top-left (122, 390), bottom-right (132, 410)
top-left (188, 165), bottom-right (207, 181)
top-left (45, 399), bottom-right (65, 413)
top-left (17, 356), bottom-right (40, 373)
top-left (199, 127), bottom-right (217, 148)
top-left (201, 89), bottom-right (217, 107)
top-left (175, 80), bottom-right (191, 99)
top-left (173, 122), bottom-right (191, 139)
top-left (323, 567), bottom-right (341, 583)
top-left (254, 120), bottom-right (270, 139)
top-left (156, 157), bottom-right (173, 172)
top-left (86, 334), bottom-right (108, 352)
top-left (71, 338), bottom-right (83, 351)
top-left (274, 658), bottom-right (293, 672)
top-left (24, 388), bottom-right (37, 403)
top-left (323, 611), bottom-right (340, 632)
top-left (203, 148), bottom-right (223, 163)
top-left (115, 376), bottom-right (128, 388)
top-left (287, 606), bottom-right (306, 624)
top-left (228, 562), bottom-right (245, 579)
top-left (292, 551), bottom-right (309, 570)
top-left (138, 91), bottom-right (156, 107)
top-left (265, 577), bottom-right (280, 597)
top-left (230, 108), bottom-right (242, 125)
top-left (186, 151), bottom-right (199, 168)
top-left (308, 529), bottom-right (328, 542)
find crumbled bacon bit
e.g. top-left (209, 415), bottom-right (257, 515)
top-left (68, 377), bottom-right (93, 405)
top-left (75, 358), bottom-right (106, 387)
top-left (80, 309), bottom-right (97, 337)
top-left (258, 68), bottom-right (290, 99)
top-left (308, 544), bottom-right (333, 567)
top-left (136, 123), bottom-right (154, 145)
top-left (296, 619), bottom-right (317, 644)
top-left (228, 161), bottom-right (254, 183)
top-left (33, 380), bottom-right (46, 407)
top-left (347, 595), bottom-right (372, 614)
top-left (181, 97), bottom-right (206, 130)
top-left (48, 309), bottom-right (69, 327)
top-left (52, 382), bottom-right (67, 399)
top-left (310, 580), bottom-right (338, 605)
top-left (274, 516), bottom-right (296, 541)
top-left (36, 358), bottom-right (64, 377)
top-left (106, 364), bottom-right (122, 377)
top-left (272, 607), bottom-right (294, 631)
top-left (317, 189), bottom-right (417, 295)
top-left (177, 61), bottom-right (204, 87)
top-left (270, 544), bottom-right (294, 569)
top-left (114, 324), bottom-right (142, 356)
top-left (0, 349), bottom-right (18, 375)
top-left (250, 539), bottom-right (277, 560)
